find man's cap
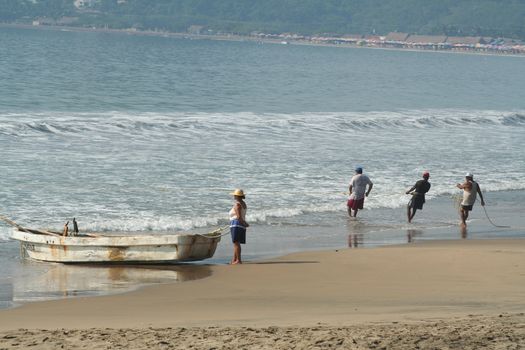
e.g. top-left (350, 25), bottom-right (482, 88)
top-left (423, 171), bottom-right (430, 178)
top-left (465, 172), bottom-right (474, 178)
top-left (355, 166), bottom-right (363, 173)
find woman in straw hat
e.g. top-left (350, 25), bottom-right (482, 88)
top-left (229, 189), bottom-right (249, 264)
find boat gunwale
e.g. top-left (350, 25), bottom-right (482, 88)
top-left (10, 229), bottom-right (221, 247)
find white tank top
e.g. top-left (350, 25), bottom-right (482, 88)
top-left (461, 181), bottom-right (478, 206)
top-left (229, 203), bottom-right (247, 221)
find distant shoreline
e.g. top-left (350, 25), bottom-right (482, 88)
top-left (2, 22), bottom-right (524, 58)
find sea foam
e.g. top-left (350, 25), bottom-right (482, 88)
top-left (1, 110), bottom-right (524, 139)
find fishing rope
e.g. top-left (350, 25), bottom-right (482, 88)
top-left (195, 225), bottom-right (231, 239)
top-left (481, 205), bottom-right (511, 228)
top-left (454, 191), bottom-right (511, 228)
top-left (452, 193), bottom-right (463, 211)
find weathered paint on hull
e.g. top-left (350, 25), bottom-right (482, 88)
top-left (12, 230), bottom-right (221, 263)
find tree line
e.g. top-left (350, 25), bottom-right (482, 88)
top-left (2, 0), bottom-right (524, 40)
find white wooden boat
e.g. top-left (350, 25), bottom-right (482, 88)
top-left (5, 217), bottom-right (223, 264)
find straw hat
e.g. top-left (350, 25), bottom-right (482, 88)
top-left (230, 189), bottom-right (245, 198)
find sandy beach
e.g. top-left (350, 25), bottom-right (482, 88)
top-left (0, 238), bottom-right (524, 348)
top-left (2, 16), bottom-right (525, 349)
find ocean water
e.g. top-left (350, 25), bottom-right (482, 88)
top-left (1, 26), bottom-right (524, 307)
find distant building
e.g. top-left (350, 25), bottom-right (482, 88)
top-left (363, 35), bottom-right (382, 42)
top-left (341, 34), bottom-right (363, 41)
top-left (445, 36), bottom-right (486, 46)
top-left (188, 25), bottom-right (204, 35)
top-left (405, 35), bottom-right (447, 44)
top-left (74, 0), bottom-right (98, 9)
top-left (385, 32), bottom-right (410, 42)
top-left (497, 37), bottom-right (524, 45)
top-left (56, 17), bottom-right (78, 25)
top-left (32, 17), bottom-right (56, 26)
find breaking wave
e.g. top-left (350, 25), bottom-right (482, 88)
top-left (0, 110), bottom-right (524, 139)
top-left (0, 228), bottom-right (13, 242)
top-left (1, 108), bottom-right (524, 233)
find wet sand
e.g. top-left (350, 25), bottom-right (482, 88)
top-left (0, 238), bottom-right (524, 348)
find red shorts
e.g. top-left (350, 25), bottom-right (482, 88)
top-left (347, 198), bottom-right (364, 210)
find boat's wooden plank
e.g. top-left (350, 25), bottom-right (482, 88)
top-left (25, 228), bottom-right (62, 237)
top-left (0, 215), bottom-right (26, 230)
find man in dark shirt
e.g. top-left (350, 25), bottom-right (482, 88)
top-left (406, 171), bottom-right (431, 223)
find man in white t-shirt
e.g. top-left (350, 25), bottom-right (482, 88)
top-left (347, 166), bottom-right (373, 217)
top-left (456, 172), bottom-right (485, 226)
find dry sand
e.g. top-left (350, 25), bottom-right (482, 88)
top-left (1, 313), bottom-right (524, 349)
top-left (0, 239), bottom-right (524, 349)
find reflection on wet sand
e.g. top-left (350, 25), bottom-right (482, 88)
top-left (407, 229), bottom-right (423, 243)
top-left (12, 264), bottom-right (212, 304)
top-left (347, 218), bottom-right (366, 248)
top-left (460, 225), bottom-right (468, 239)
top-left (348, 234), bottom-right (364, 248)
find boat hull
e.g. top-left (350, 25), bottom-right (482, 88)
top-left (11, 230), bottom-right (221, 263)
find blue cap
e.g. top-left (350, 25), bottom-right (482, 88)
top-left (355, 166), bottom-right (363, 173)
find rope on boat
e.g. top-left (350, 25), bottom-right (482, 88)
top-left (195, 225), bottom-right (231, 239)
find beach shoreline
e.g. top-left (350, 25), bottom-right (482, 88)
top-left (2, 189), bottom-right (524, 314)
top-left (1, 19), bottom-right (524, 348)
top-left (1, 22), bottom-right (524, 58)
top-left (0, 238), bottom-right (523, 347)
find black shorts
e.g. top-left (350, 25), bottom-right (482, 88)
top-left (408, 195), bottom-right (425, 210)
top-left (461, 204), bottom-right (473, 211)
